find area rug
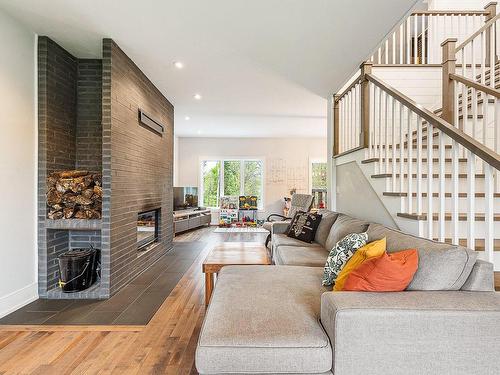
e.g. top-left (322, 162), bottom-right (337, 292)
top-left (214, 227), bottom-right (269, 233)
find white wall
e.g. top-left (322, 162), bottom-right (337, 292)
top-left (177, 137), bottom-right (327, 218)
top-left (373, 66), bottom-right (443, 111)
top-left (0, 10), bottom-right (37, 317)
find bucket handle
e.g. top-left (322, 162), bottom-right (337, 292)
top-left (58, 261), bottom-right (90, 288)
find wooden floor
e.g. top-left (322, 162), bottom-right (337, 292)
top-left (0, 227), bottom-right (498, 374)
top-left (0, 227), bottom-right (267, 374)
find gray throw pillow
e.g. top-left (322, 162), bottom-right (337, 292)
top-left (322, 232), bottom-right (368, 286)
top-left (314, 211), bottom-right (339, 247)
top-left (407, 246), bottom-right (478, 290)
top-left (324, 214), bottom-right (369, 251)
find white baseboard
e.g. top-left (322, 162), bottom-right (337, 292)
top-left (0, 282), bottom-right (38, 319)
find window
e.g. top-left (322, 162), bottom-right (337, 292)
top-left (310, 160), bottom-right (327, 209)
top-left (201, 160), bottom-right (220, 207)
top-left (311, 162), bottom-right (327, 190)
top-left (201, 159), bottom-right (264, 208)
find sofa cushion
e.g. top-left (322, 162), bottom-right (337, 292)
top-left (407, 246), bottom-right (478, 291)
top-left (196, 265), bottom-right (332, 374)
top-left (343, 249), bottom-right (418, 292)
top-left (275, 245), bottom-right (328, 267)
top-left (314, 211), bottom-right (339, 248)
top-left (273, 233), bottom-right (321, 250)
top-left (333, 237), bottom-right (386, 291)
top-left (367, 224), bottom-right (477, 290)
top-left (321, 291), bottom-right (500, 375)
top-left (322, 232), bottom-right (368, 286)
top-left (461, 259), bottom-right (495, 291)
top-left (325, 214), bottom-right (369, 251)
top-left (287, 211), bottom-right (323, 243)
top-left (367, 223), bottom-right (477, 290)
top-left (367, 223), bottom-right (452, 253)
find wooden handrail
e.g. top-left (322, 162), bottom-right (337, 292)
top-left (366, 73), bottom-right (500, 170)
top-left (456, 12), bottom-right (500, 52)
top-left (412, 10), bottom-right (489, 16)
top-left (335, 74), bottom-right (362, 102)
top-left (449, 73), bottom-right (500, 98)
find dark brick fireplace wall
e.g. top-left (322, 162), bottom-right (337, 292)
top-left (102, 39), bottom-right (174, 295)
top-left (38, 37), bottom-right (78, 295)
top-left (76, 59), bottom-right (102, 172)
top-left (38, 36), bottom-right (173, 298)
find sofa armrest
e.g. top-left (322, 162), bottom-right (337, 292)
top-left (271, 221), bottom-right (290, 235)
top-left (320, 291), bottom-right (500, 375)
top-left (461, 259), bottom-right (494, 291)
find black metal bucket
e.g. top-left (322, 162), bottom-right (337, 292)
top-left (58, 247), bottom-right (99, 292)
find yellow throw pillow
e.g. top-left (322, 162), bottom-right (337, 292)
top-left (333, 237), bottom-right (386, 291)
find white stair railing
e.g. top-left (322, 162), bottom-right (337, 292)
top-left (369, 71), bottom-right (499, 261)
top-left (333, 62), bottom-right (500, 261)
top-left (369, 4), bottom-right (496, 65)
top-left (446, 15), bottom-right (500, 155)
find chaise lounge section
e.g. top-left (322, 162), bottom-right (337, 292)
top-left (196, 211), bottom-right (500, 374)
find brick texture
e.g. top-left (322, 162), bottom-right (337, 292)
top-left (38, 36), bottom-right (78, 294)
top-left (38, 37), bottom-right (173, 299)
top-left (102, 39), bottom-right (174, 295)
top-left (76, 59), bottom-right (102, 172)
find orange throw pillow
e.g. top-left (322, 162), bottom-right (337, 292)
top-left (342, 249), bottom-right (418, 292)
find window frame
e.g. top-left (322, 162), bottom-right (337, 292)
top-left (199, 157), bottom-right (265, 209)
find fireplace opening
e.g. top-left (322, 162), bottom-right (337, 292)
top-left (137, 209), bottom-right (160, 251)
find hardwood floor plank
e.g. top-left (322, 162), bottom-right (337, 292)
top-left (0, 228), bottom-right (266, 374)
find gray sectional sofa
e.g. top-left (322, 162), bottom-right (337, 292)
top-left (196, 211), bottom-right (500, 375)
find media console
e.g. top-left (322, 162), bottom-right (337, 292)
top-left (173, 208), bottom-right (211, 234)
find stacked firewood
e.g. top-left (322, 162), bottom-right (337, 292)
top-left (46, 170), bottom-right (102, 219)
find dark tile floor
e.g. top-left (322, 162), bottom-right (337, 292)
top-left (0, 241), bottom-right (206, 326)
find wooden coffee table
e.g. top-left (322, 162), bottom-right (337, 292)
top-left (202, 242), bottom-right (270, 306)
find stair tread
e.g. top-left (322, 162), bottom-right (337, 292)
top-left (363, 157), bottom-right (468, 164)
top-left (397, 212), bottom-right (500, 221)
top-left (372, 173), bottom-right (485, 179)
top-left (375, 144), bottom-right (452, 150)
top-left (384, 192), bottom-right (500, 198)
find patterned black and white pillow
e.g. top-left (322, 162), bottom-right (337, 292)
top-left (286, 211), bottom-right (322, 243)
top-left (322, 232), bottom-right (368, 286)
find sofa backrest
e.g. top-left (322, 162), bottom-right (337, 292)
top-left (324, 214), bottom-right (370, 252)
top-left (314, 210), bottom-right (339, 248)
top-left (367, 223), bottom-right (480, 291)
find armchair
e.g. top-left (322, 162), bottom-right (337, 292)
top-left (263, 193), bottom-right (314, 247)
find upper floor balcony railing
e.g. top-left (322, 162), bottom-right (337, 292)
top-left (369, 3), bottom-right (497, 65)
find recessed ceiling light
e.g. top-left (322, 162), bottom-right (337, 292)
top-left (194, 93), bottom-right (202, 100)
top-left (173, 61), bottom-right (184, 69)
top-left (184, 116), bottom-right (191, 121)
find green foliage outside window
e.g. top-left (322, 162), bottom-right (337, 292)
top-left (202, 159), bottom-right (264, 208)
top-left (244, 161), bottom-right (263, 199)
top-left (202, 161), bottom-right (220, 207)
top-left (312, 162), bottom-right (327, 190)
top-left (223, 161), bottom-right (241, 196)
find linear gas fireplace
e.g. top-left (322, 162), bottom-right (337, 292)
top-left (137, 209), bottom-right (160, 251)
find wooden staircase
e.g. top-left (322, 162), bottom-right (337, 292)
top-left (332, 5), bottom-right (500, 268)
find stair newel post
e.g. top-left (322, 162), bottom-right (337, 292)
top-left (441, 38), bottom-right (457, 126)
top-left (333, 95), bottom-right (340, 156)
top-left (484, 2), bottom-right (497, 65)
top-left (360, 61), bottom-right (373, 151)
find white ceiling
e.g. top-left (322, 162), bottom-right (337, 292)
top-left (0, 0), bottom-right (418, 138)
